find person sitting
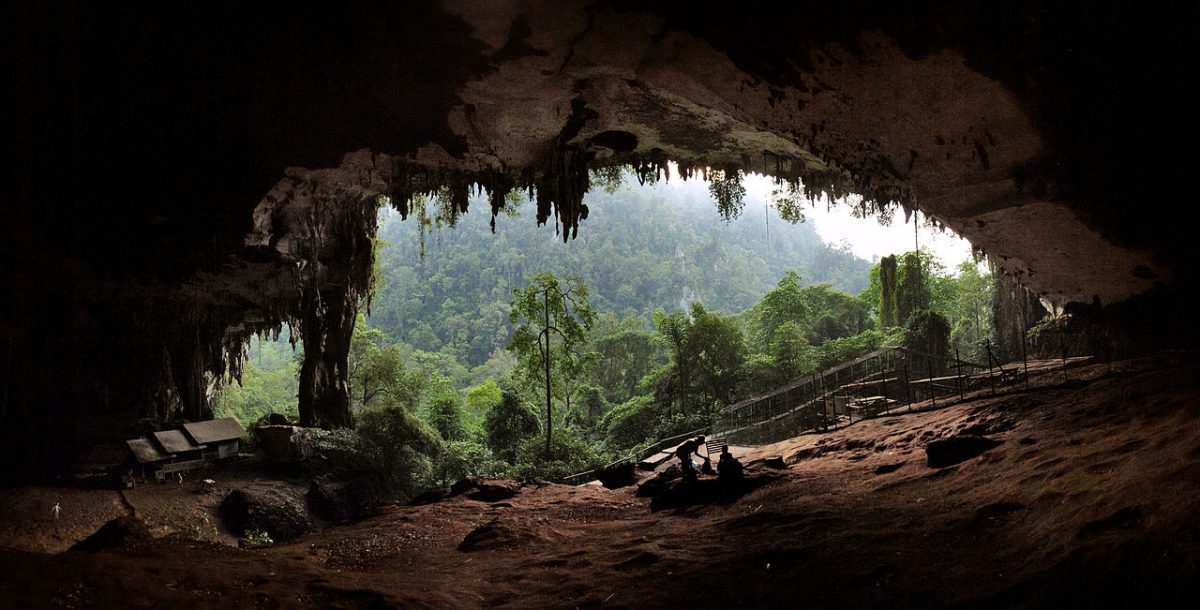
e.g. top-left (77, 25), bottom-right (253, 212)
top-left (717, 446), bottom-right (743, 483)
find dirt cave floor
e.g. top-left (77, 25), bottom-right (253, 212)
top-left (2, 355), bottom-right (1200, 609)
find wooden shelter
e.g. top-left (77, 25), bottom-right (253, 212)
top-left (181, 417), bottom-right (243, 460)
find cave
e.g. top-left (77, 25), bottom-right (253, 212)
top-left (2, 1), bottom-right (1197, 606)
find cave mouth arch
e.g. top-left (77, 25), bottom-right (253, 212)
top-left (2, 0), bottom-right (1193, 482)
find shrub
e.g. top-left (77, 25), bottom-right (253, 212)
top-left (433, 440), bottom-right (507, 487)
top-left (484, 386), bottom-right (540, 463)
top-left (513, 428), bottom-right (602, 481)
top-left (314, 406), bottom-right (441, 501)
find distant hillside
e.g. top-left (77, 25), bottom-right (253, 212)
top-left (368, 180), bottom-right (871, 366)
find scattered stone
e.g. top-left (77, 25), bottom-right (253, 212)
top-left (925, 435), bottom-right (1003, 468)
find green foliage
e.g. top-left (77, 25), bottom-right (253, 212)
top-left (650, 303), bottom-right (747, 416)
top-left (601, 394), bottom-right (658, 449)
top-left (427, 391), bottom-right (468, 442)
top-left (566, 384), bottom-right (610, 437)
top-left (243, 528), bottom-right (274, 546)
top-left (433, 440), bottom-right (506, 487)
top-left (483, 386), bottom-right (541, 463)
top-left (465, 379), bottom-right (503, 419)
top-left (213, 337), bottom-right (300, 428)
top-left (708, 169), bottom-right (747, 221)
top-left (508, 273), bottom-right (597, 456)
top-left (366, 185), bottom-right (869, 369)
top-left (513, 427), bottom-right (603, 481)
top-left (349, 316), bottom-right (423, 411)
top-left (902, 309), bottom-right (952, 363)
top-left (335, 406), bottom-right (442, 500)
top-left (588, 315), bottom-right (664, 404)
top-left (190, 511), bottom-right (220, 542)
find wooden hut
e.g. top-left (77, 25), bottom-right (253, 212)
top-left (182, 417), bottom-right (243, 460)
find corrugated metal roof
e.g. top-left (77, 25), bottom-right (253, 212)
top-left (182, 417), bottom-right (243, 445)
top-left (153, 429), bottom-right (201, 454)
top-left (126, 438), bottom-right (167, 464)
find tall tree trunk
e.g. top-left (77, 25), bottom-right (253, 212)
top-left (298, 288), bottom-right (354, 429)
top-left (543, 292), bottom-right (553, 459)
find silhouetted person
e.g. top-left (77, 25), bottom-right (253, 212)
top-left (675, 436), bottom-right (709, 482)
top-left (717, 446), bottom-right (743, 483)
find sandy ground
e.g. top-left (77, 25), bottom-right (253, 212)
top-left (1, 354), bottom-right (1198, 609)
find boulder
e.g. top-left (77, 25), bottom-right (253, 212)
top-left (595, 462), bottom-right (637, 489)
top-left (307, 474), bottom-right (385, 523)
top-left (220, 484), bottom-right (314, 542)
top-left (925, 435), bottom-right (1003, 468)
top-left (256, 425), bottom-right (316, 464)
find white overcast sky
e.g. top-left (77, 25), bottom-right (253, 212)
top-left (649, 167), bottom-right (976, 271)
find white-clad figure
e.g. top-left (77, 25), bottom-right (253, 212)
top-left (52, 502), bottom-right (61, 522)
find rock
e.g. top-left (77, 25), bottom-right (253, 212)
top-left (307, 475), bottom-right (384, 523)
top-left (925, 435), bottom-right (1003, 468)
top-left (267, 413), bottom-right (290, 425)
top-left (444, 478), bottom-right (522, 502)
top-left (753, 456), bottom-right (788, 469)
top-left (467, 480), bottom-right (521, 502)
top-left (595, 462), bottom-right (637, 489)
top-left (220, 484), bottom-right (314, 542)
top-left (458, 519), bottom-right (544, 552)
top-left (69, 516), bottom-right (153, 552)
top-left (874, 462), bottom-right (905, 475)
top-left (256, 425), bottom-right (316, 465)
top-left (636, 464), bottom-right (682, 498)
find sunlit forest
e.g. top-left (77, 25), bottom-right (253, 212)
top-left (212, 174), bottom-right (994, 497)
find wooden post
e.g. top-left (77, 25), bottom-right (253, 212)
top-left (902, 356), bottom-right (912, 411)
top-left (1020, 329), bottom-right (1029, 390)
top-left (985, 340), bottom-right (996, 396)
top-left (1061, 340), bottom-right (1069, 384)
top-left (955, 347), bottom-right (964, 400)
top-left (879, 352), bottom-right (889, 413)
top-left (927, 356), bottom-right (937, 409)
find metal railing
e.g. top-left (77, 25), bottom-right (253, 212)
top-left (712, 346), bottom-right (1005, 446)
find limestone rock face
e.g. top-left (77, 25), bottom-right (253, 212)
top-left (256, 426), bottom-right (317, 465)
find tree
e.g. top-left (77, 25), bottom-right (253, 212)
top-left (747, 271), bottom-right (810, 353)
top-left (590, 320), bottom-right (663, 405)
top-left (508, 273), bottom-right (596, 458)
top-left (685, 303), bottom-right (747, 408)
top-left (483, 385), bottom-right (541, 463)
top-left (348, 316), bottom-right (422, 411)
top-left (428, 390), bottom-right (468, 442)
